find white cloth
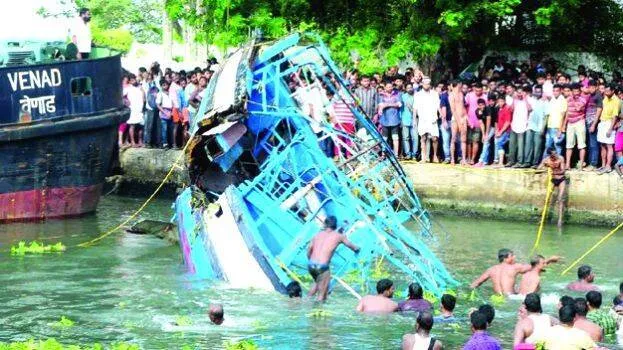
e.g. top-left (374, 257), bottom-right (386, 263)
top-left (525, 313), bottom-right (552, 344)
top-left (543, 80), bottom-right (554, 98)
top-left (411, 333), bottom-right (433, 350)
top-left (597, 120), bottom-right (616, 144)
top-left (294, 84), bottom-right (327, 133)
top-left (415, 89), bottom-right (440, 137)
top-left (126, 85), bottom-right (144, 125)
top-left (70, 18), bottom-right (91, 53)
top-left (511, 98), bottom-right (529, 133)
top-left (156, 91), bottom-right (173, 109)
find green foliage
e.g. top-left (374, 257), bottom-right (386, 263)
top-left (11, 241), bottom-right (65, 255)
top-left (92, 28), bottom-right (133, 53)
top-left (223, 340), bottom-right (259, 350)
top-left (50, 316), bottom-right (75, 328)
top-left (0, 339), bottom-right (140, 350)
top-left (75, 0), bottom-right (162, 44)
top-left (306, 309), bottom-right (333, 318)
top-left (173, 315), bottom-right (192, 326)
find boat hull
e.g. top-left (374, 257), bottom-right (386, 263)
top-left (0, 109), bottom-right (127, 222)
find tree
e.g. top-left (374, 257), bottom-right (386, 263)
top-left (164, 0), bottom-right (623, 73)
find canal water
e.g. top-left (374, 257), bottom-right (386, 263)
top-left (0, 195), bottom-right (621, 349)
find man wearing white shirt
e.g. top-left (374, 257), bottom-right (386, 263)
top-left (414, 78), bottom-right (441, 163)
top-left (71, 8), bottom-right (92, 60)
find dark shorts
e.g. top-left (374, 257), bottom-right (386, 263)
top-left (552, 177), bottom-right (566, 187)
top-left (308, 262), bottom-right (329, 281)
top-left (382, 125), bottom-right (400, 139)
top-left (469, 128), bottom-right (482, 142)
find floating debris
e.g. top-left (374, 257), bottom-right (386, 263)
top-left (10, 241), bottom-right (66, 255)
top-left (175, 33), bottom-right (457, 296)
top-left (50, 316), bottom-right (74, 328)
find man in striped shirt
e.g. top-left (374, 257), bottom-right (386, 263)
top-left (354, 75), bottom-right (378, 126)
top-left (328, 90), bottom-right (356, 158)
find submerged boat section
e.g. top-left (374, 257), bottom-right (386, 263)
top-left (175, 33), bottom-right (457, 295)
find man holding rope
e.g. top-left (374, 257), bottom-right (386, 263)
top-left (539, 147), bottom-right (567, 228)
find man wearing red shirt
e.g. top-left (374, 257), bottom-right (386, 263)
top-left (494, 95), bottom-right (512, 167)
top-left (561, 83), bottom-right (588, 170)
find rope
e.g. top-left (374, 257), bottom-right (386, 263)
top-left (530, 169), bottom-right (554, 255)
top-left (560, 221), bottom-right (623, 275)
top-left (75, 140), bottom-right (191, 248)
top-left (276, 258), bottom-right (309, 290)
top-left (333, 275), bottom-right (362, 300)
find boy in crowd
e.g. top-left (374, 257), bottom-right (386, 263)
top-left (475, 93), bottom-right (498, 167)
top-left (468, 98), bottom-right (486, 165)
top-left (494, 95), bottom-right (512, 167)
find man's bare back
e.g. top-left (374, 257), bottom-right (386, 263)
top-left (518, 270), bottom-right (541, 295)
top-left (308, 230), bottom-right (357, 264)
top-left (471, 260), bottom-right (531, 295)
top-left (574, 318), bottom-right (603, 342)
top-left (357, 295), bottom-right (398, 314)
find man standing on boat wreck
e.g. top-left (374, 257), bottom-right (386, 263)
top-left (307, 216), bottom-right (360, 301)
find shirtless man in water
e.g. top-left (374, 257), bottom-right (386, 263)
top-left (539, 147), bottom-right (567, 227)
top-left (307, 216), bottom-right (360, 301)
top-left (357, 278), bottom-right (399, 313)
top-left (449, 81), bottom-right (468, 165)
top-left (518, 254), bottom-right (561, 295)
top-left (471, 249), bottom-right (560, 295)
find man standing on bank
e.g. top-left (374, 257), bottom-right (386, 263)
top-left (307, 216), bottom-right (360, 301)
top-left (71, 8), bottom-right (92, 60)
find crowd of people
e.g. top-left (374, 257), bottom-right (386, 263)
top-left (302, 217), bottom-right (622, 349)
top-left (333, 61), bottom-right (623, 178)
top-left (116, 56), bottom-right (623, 181)
top-left (118, 61), bottom-right (216, 149)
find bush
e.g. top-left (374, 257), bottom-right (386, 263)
top-left (92, 27), bottom-right (134, 53)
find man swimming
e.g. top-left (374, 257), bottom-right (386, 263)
top-left (539, 147), bottom-right (567, 227)
top-left (208, 304), bottom-right (224, 325)
top-left (518, 254), bottom-right (561, 295)
top-left (471, 248), bottom-right (560, 295)
top-left (307, 216), bottom-right (360, 301)
top-left (356, 278), bottom-right (399, 314)
top-left (566, 265), bottom-right (600, 292)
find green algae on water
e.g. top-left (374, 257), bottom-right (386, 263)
top-left (50, 316), bottom-right (75, 328)
top-left (223, 340), bottom-right (259, 350)
top-left (10, 241), bottom-right (66, 255)
top-left (0, 339), bottom-right (139, 350)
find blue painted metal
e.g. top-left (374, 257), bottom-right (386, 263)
top-left (176, 33), bottom-right (458, 296)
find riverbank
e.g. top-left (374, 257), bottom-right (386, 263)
top-left (113, 148), bottom-right (622, 227)
top-left (403, 162), bottom-right (622, 227)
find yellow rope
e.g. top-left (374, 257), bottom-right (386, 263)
top-left (76, 140), bottom-right (191, 248)
top-left (530, 169), bottom-right (554, 255)
top-left (276, 258), bottom-right (309, 290)
top-left (560, 221), bottom-right (623, 275)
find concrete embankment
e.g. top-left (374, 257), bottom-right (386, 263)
top-left (403, 162), bottom-right (622, 227)
top-left (112, 148), bottom-right (622, 227)
top-left (108, 148), bottom-right (187, 196)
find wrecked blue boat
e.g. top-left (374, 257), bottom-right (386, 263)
top-left (174, 33), bottom-right (457, 295)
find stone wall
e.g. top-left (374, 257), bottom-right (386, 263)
top-left (114, 149), bottom-right (623, 226)
top-left (403, 163), bottom-right (623, 226)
